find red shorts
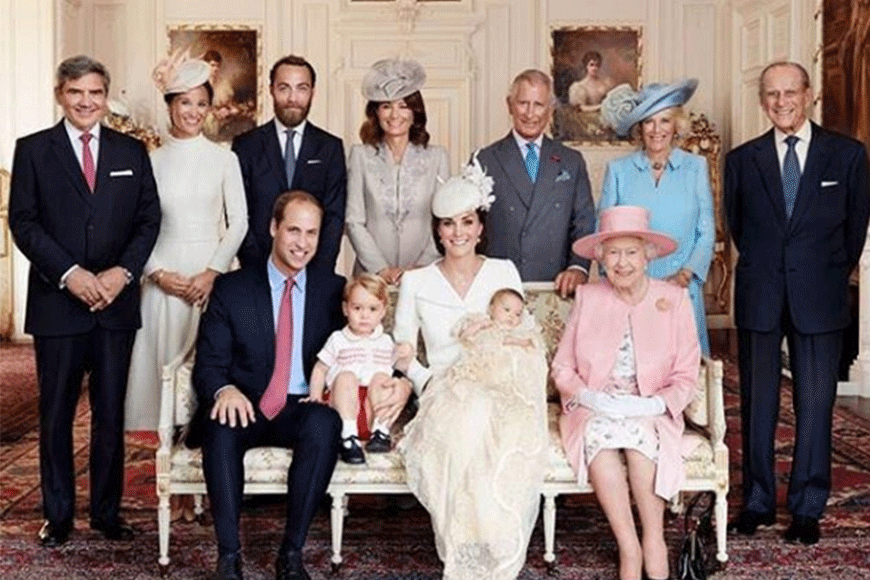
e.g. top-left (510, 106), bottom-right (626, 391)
top-left (324, 386), bottom-right (370, 440)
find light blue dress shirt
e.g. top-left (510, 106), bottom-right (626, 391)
top-left (598, 148), bottom-right (715, 355)
top-left (267, 258), bottom-right (309, 394)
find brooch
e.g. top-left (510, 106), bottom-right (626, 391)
top-left (656, 298), bottom-right (673, 312)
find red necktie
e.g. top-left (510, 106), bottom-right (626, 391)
top-left (259, 277), bottom-right (294, 419)
top-left (80, 132), bottom-right (96, 192)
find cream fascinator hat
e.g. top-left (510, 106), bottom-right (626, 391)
top-left (361, 58), bottom-right (426, 102)
top-left (431, 153), bottom-right (496, 218)
top-left (572, 206), bottom-right (677, 259)
top-left (153, 49), bottom-right (211, 96)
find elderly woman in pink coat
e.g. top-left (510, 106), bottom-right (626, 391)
top-left (551, 205), bottom-right (700, 580)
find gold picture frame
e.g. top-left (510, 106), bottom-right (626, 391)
top-left (167, 24), bottom-right (263, 143)
top-left (550, 24), bottom-right (643, 146)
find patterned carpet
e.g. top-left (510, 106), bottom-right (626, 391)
top-left (1, 344), bottom-right (870, 579)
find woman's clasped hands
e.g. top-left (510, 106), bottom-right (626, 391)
top-left (565, 389), bottom-right (666, 418)
top-left (151, 268), bottom-right (219, 306)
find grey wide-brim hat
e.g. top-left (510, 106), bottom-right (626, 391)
top-left (600, 78), bottom-right (698, 137)
top-left (163, 59), bottom-right (211, 95)
top-left (361, 59), bottom-right (426, 102)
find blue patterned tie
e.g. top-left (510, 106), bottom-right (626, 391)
top-left (782, 135), bottom-right (800, 218)
top-left (525, 142), bottom-right (539, 182)
top-left (284, 129), bottom-right (296, 187)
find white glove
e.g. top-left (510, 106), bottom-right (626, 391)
top-left (576, 391), bottom-right (629, 417)
top-left (610, 394), bottom-right (667, 417)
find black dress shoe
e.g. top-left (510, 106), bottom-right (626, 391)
top-left (212, 551), bottom-right (243, 580)
top-left (275, 549), bottom-right (310, 580)
top-left (38, 520), bottom-right (70, 548)
top-left (784, 515), bottom-right (820, 545)
top-left (365, 430), bottom-right (392, 453)
top-left (90, 518), bottom-right (135, 541)
top-left (339, 435), bottom-right (365, 464)
top-left (728, 509), bottom-right (776, 535)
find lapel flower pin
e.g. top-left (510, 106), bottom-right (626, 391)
top-left (550, 154), bottom-right (561, 163)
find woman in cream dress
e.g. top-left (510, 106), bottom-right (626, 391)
top-left (346, 59), bottom-right (449, 284)
top-left (395, 160), bottom-right (548, 580)
top-left (125, 59), bottom-right (247, 431)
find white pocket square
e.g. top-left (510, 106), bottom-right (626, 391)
top-left (110, 169), bottom-right (133, 177)
top-left (306, 159), bottom-right (322, 165)
top-left (821, 180), bottom-right (839, 187)
top-left (555, 170), bottom-right (571, 182)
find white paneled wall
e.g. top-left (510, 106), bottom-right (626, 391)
top-left (3, 0), bottom-right (821, 340)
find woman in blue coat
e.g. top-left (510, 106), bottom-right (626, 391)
top-left (599, 79), bottom-right (714, 354)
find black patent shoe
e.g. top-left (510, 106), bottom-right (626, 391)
top-left (339, 435), bottom-right (365, 464)
top-left (212, 551), bottom-right (243, 580)
top-left (727, 509), bottom-right (775, 535)
top-left (275, 548), bottom-right (310, 580)
top-left (784, 515), bottom-right (820, 545)
top-left (38, 520), bottom-right (70, 548)
top-left (90, 517), bottom-right (135, 541)
top-left (365, 430), bottom-right (392, 453)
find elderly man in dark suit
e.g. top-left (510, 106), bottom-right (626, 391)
top-left (193, 192), bottom-right (346, 580)
top-left (232, 55), bottom-right (346, 273)
top-left (725, 61), bottom-right (870, 545)
top-left (477, 68), bottom-right (595, 297)
top-left (8, 55), bottom-right (161, 547)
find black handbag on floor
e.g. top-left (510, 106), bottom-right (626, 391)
top-left (677, 492), bottom-right (714, 580)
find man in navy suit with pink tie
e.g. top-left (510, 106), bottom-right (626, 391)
top-left (9, 55), bottom-right (161, 548)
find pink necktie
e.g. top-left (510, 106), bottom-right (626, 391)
top-left (259, 278), bottom-right (294, 419)
top-left (80, 132), bottom-right (96, 192)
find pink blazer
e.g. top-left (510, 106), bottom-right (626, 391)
top-left (551, 278), bottom-right (701, 499)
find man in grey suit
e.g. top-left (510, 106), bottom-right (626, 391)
top-left (477, 69), bottom-right (595, 297)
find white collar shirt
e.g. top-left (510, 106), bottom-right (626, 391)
top-left (773, 119), bottom-right (812, 174)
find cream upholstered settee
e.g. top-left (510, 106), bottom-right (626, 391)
top-left (155, 282), bottom-right (729, 572)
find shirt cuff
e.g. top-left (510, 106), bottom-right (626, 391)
top-left (567, 264), bottom-right (588, 275)
top-left (59, 264), bottom-right (79, 289)
top-left (405, 359), bottom-right (432, 396)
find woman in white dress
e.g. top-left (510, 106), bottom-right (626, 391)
top-left (346, 59), bottom-right (449, 284)
top-left (395, 158), bottom-right (549, 580)
top-left (125, 59), bottom-right (247, 431)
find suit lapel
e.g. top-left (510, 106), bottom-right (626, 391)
top-left (49, 121), bottom-right (94, 206)
top-left (254, 266), bottom-right (276, 366)
top-left (525, 137), bottom-right (559, 225)
top-left (93, 127), bottom-right (115, 197)
top-left (295, 123), bottom-right (323, 187)
top-left (301, 270), bottom-right (319, 368)
top-left (751, 130), bottom-right (787, 226)
top-left (263, 122), bottom-right (288, 190)
top-left (495, 134), bottom-right (534, 208)
top-left (789, 123), bottom-right (833, 230)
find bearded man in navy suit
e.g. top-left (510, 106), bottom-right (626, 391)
top-left (725, 61), bottom-right (870, 545)
top-left (232, 55), bottom-right (346, 273)
top-left (8, 55), bottom-right (161, 547)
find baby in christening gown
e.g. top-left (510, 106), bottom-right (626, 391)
top-left (397, 288), bottom-right (548, 580)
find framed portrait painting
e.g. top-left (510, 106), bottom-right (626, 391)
top-left (167, 25), bottom-right (261, 143)
top-left (550, 25), bottom-right (642, 145)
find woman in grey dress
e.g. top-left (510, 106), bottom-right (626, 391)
top-left (346, 58), bottom-right (449, 284)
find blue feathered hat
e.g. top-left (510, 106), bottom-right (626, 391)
top-left (600, 78), bottom-right (698, 137)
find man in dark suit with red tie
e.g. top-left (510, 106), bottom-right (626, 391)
top-left (725, 61), bottom-right (870, 545)
top-left (193, 192), bottom-right (346, 580)
top-left (8, 55), bottom-right (161, 547)
top-left (232, 55), bottom-right (346, 273)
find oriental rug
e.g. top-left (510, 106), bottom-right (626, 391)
top-left (1, 346), bottom-right (869, 579)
